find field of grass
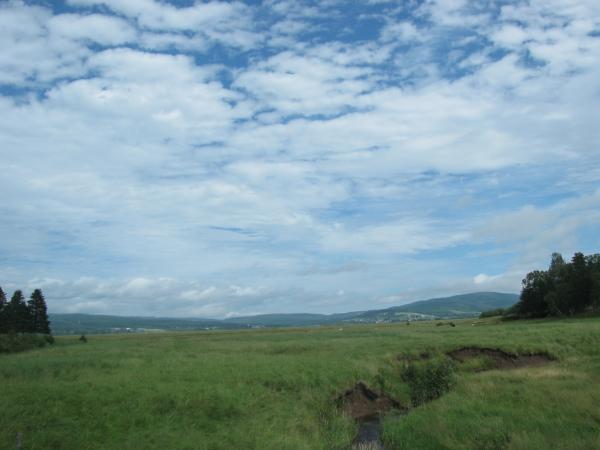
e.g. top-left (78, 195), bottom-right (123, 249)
top-left (2, 317), bottom-right (600, 449)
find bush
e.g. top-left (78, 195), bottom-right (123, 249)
top-left (479, 308), bottom-right (506, 318)
top-left (0, 333), bottom-right (51, 353)
top-left (401, 358), bottom-right (455, 407)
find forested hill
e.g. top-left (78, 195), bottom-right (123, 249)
top-left (49, 314), bottom-right (244, 335)
top-left (372, 292), bottom-right (520, 318)
top-left (50, 291), bottom-right (518, 334)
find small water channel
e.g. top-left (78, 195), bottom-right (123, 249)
top-left (354, 418), bottom-right (383, 449)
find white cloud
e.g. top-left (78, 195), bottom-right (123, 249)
top-left (47, 13), bottom-right (137, 45)
top-left (67, 0), bottom-right (260, 48)
top-left (475, 189), bottom-right (600, 271)
top-left (235, 50), bottom-right (373, 117)
top-left (380, 21), bottom-right (422, 43)
top-left (319, 219), bottom-right (469, 255)
top-left (179, 287), bottom-right (217, 301)
top-left (68, 0), bottom-right (240, 29)
top-left (0, 0), bottom-right (599, 317)
top-left (0, 2), bottom-right (90, 85)
top-left (473, 273), bottom-right (501, 285)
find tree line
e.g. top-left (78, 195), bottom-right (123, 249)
top-left (512, 252), bottom-right (600, 318)
top-left (0, 287), bottom-right (51, 335)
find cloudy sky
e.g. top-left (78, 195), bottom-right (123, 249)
top-left (1, 0), bottom-right (599, 318)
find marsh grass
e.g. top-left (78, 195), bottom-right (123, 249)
top-left (400, 357), bottom-right (455, 407)
top-left (1, 317), bottom-right (599, 449)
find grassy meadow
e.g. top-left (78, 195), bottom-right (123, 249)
top-left (2, 317), bottom-right (600, 449)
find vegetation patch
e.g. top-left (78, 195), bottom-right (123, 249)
top-left (0, 287), bottom-right (53, 353)
top-left (400, 357), bottom-right (456, 407)
top-left (2, 318), bottom-right (599, 449)
top-left (343, 357), bottom-right (457, 447)
top-left (447, 347), bottom-right (554, 371)
top-left (396, 351), bottom-right (430, 362)
top-left (0, 333), bottom-right (52, 353)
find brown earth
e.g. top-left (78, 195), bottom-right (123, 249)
top-left (446, 347), bottom-right (554, 370)
top-left (336, 381), bottom-right (406, 422)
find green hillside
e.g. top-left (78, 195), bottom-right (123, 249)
top-left (224, 292), bottom-right (519, 326)
top-left (351, 292), bottom-right (519, 321)
top-left (49, 313), bottom-right (242, 335)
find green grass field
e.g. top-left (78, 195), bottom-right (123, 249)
top-left (2, 317), bottom-right (600, 449)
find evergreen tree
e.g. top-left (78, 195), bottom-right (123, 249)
top-left (28, 289), bottom-right (51, 334)
top-left (546, 253), bottom-right (568, 314)
top-left (7, 290), bottom-right (32, 333)
top-left (567, 252), bottom-right (591, 313)
top-left (548, 253), bottom-right (566, 286)
top-left (590, 271), bottom-right (600, 312)
top-left (585, 253), bottom-right (600, 271)
top-left (0, 286), bottom-right (6, 333)
top-left (585, 254), bottom-right (600, 312)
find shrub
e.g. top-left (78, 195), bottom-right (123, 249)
top-left (0, 333), bottom-right (50, 353)
top-left (401, 358), bottom-right (455, 407)
top-left (479, 308), bottom-right (506, 318)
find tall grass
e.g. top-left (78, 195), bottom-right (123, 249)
top-left (0, 333), bottom-right (52, 354)
top-left (1, 317), bottom-right (599, 449)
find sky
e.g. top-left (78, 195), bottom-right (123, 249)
top-left (1, 0), bottom-right (599, 318)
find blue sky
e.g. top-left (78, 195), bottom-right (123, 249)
top-left (1, 0), bottom-right (599, 317)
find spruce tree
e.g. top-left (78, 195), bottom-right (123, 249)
top-left (28, 289), bottom-right (51, 334)
top-left (569, 252), bottom-right (592, 312)
top-left (0, 287), bottom-right (6, 333)
top-left (7, 290), bottom-right (32, 333)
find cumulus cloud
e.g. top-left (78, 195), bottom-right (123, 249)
top-left (67, 0), bottom-right (260, 48)
top-left (47, 13), bottom-right (137, 45)
top-left (0, 3), bottom-right (90, 85)
top-left (1, 0), bottom-right (599, 316)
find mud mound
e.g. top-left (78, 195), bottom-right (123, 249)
top-left (447, 347), bottom-right (554, 370)
top-left (337, 381), bottom-right (405, 421)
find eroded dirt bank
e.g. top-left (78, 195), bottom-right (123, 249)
top-left (447, 347), bottom-right (554, 370)
top-left (338, 347), bottom-right (555, 448)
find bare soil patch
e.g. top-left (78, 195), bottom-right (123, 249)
top-left (447, 347), bottom-right (554, 370)
top-left (337, 381), bottom-right (405, 421)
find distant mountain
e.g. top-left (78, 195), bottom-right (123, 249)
top-left (50, 292), bottom-right (519, 334)
top-left (49, 313), bottom-right (244, 335)
top-left (340, 292), bottom-right (519, 323)
top-left (223, 292), bottom-right (519, 326)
